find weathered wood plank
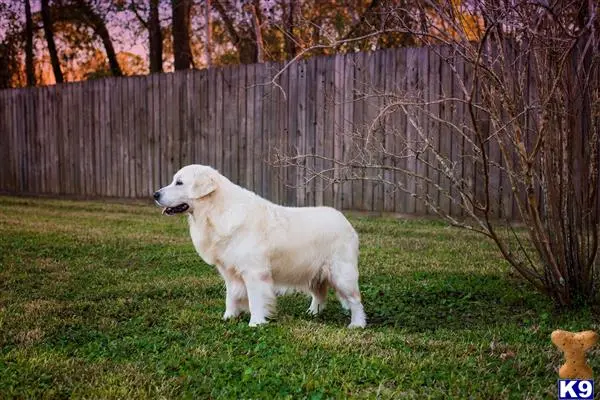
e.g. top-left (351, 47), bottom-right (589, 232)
top-left (342, 53), bottom-right (355, 210)
top-left (427, 47), bottom-right (441, 215)
top-left (372, 50), bottom-right (386, 213)
top-left (296, 60), bottom-right (307, 206)
top-left (314, 56), bottom-right (326, 206)
top-left (222, 67), bottom-right (233, 179)
top-left (351, 52), bottom-right (365, 210)
top-left (145, 75), bottom-right (155, 194)
top-left (25, 88), bottom-right (34, 193)
top-left (182, 70), bottom-right (193, 169)
top-left (0, 90), bottom-right (7, 191)
top-left (332, 54), bottom-right (345, 210)
top-left (207, 68), bottom-right (217, 170)
top-left (137, 76), bottom-right (148, 197)
top-left (270, 62), bottom-right (284, 204)
top-left (169, 72), bottom-right (179, 185)
top-left (285, 61), bottom-right (298, 206)
top-left (103, 78), bottom-right (113, 196)
top-left (3, 90), bottom-right (12, 191)
top-left (150, 74), bottom-right (160, 190)
top-left (66, 84), bottom-right (76, 194)
top-left (81, 82), bottom-right (90, 196)
top-left (415, 47), bottom-right (429, 215)
top-left (323, 55), bottom-right (335, 207)
top-left (277, 63), bottom-right (291, 205)
top-left (256, 63), bottom-right (267, 197)
top-left (123, 78), bottom-right (132, 197)
top-left (447, 49), bottom-right (463, 217)
top-left (215, 68), bottom-right (224, 172)
top-left (198, 69), bottom-right (210, 166)
top-left (404, 48), bottom-right (419, 214)
top-left (261, 64), bottom-right (273, 200)
top-left (0, 90), bottom-right (8, 191)
top-left (244, 65), bottom-right (255, 190)
top-left (382, 49), bottom-right (395, 212)
top-left (235, 66), bottom-right (245, 186)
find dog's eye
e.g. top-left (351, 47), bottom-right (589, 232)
top-left (175, 180), bottom-right (183, 186)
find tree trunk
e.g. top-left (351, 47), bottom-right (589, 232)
top-left (283, 0), bottom-right (297, 59)
top-left (172, 0), bottom-right (193, 70)
top-left (249, 1), bottom-right (264, 63)
top-left (41, 0), bottom-right (64, 83)
top-left (75, 0), bottom-right (122, 77)
top-left (149, 0), bottom-right (163, 73)
top-left (205, 0), bottom-right (212, 68)
top-left (213, 0), bottom-right (258, 64)
top-left (24, 0), bottom-right (36, 86)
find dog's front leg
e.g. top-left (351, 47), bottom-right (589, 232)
top-left (241, 269), bottom-right (275, 327)
top-left (217, 265), bottom-right (248, 320)
top-left (223, 278), bottom-right (248, 320)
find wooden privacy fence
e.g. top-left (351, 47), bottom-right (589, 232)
top-left (0, 46), bottom-right (514, 218)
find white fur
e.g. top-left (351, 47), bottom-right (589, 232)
top-left (155, 164), bottom-right (366, 328)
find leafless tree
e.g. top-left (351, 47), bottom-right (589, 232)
top-left (274, 0), bottom-right (599, 306)
top-left (129, 0), bottom-right (163, 73)
top-left (41, 0), bottom-right (64, 83)
top-left (172, 0), bottom-right (193, 70)
top-left (24, 0), bottom-right (36, 86)
top-left (204, 0), bottom-right (212, 68)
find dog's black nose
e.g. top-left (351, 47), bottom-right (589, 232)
top-left (153, 191), bottom-right (161, 200)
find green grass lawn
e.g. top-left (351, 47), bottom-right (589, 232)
top-left (0, 196), bottom-right (598, 399)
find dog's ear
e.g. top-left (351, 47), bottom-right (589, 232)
top-left (189, 174), bottom-right (217, 199)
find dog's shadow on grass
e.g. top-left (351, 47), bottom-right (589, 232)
top-left (279, 271), bottom-right (547, 332)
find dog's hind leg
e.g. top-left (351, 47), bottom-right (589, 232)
top-left (329, 261), bottom-right (366, 328)
top-left (308, 279), bottom-right (328, 315)
top-left (241, 268), bottom-right (276, 327)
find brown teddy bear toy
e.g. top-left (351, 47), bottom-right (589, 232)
top-left (551, 329), bottom-right (598, 379)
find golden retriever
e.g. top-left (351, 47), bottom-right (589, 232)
top-left (154, 165), bottom-right (366, 328)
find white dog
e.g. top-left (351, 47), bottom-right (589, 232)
top-left (154, 165), bottom-right (366, 328)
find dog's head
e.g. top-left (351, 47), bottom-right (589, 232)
top-left (153, 165), bottom-right (219, 215)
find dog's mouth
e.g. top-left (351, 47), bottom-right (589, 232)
top-left (162, 203), bottom-right (190, 216)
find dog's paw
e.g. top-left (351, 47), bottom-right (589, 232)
top-left (222, 310), bottom-right (240, 320)
top-left (306, 304), bottom-right (325, 316)
top-left (348, 320), bottom-right (367, 329)
top-left (248, 318), bottom-right (268, 327)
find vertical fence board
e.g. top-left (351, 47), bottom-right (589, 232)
top-left (314, 57), bottom-right (326, 206)
top-left (235, 66), bottom-right (244, 186)
top-left (268, 63), bottom-right (281, 204)
top-left (222, 67), bottom-right (232, 179)
top-left (215, 69), bottom-right (224, 172)
top-left (342, 54), bottom-right (355, 210)
top-left (278, 63), bottom-right (291, 205)
top-left (382, 50), bottom-right (395, 212)
top-left (323, 55), bottom-right (335, 207)
top-left (332, 55), bottom-right (344, 210)
top-left (352, 52), bottom-right (365, 210)
top-left (285, 62), bottom-right (298, 206)
top-left (198, 69), bottom-right (209, 166)
top-left (415, 48), bottom-right (429, 214)
top-left (245, 65), bottom-right (255, 190)
top-left (207, 68), bottom-right (216, 170)
top-left (373, 50), bottom-right (386, 213)
top-left (261, 65), bottom-right (272, 200)
top-left (296, 60), bottom-right (307, 206)
top-left (428, 47), bottom-right (442, 214)
top-left (0, 90), bottom-right (6, 191)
